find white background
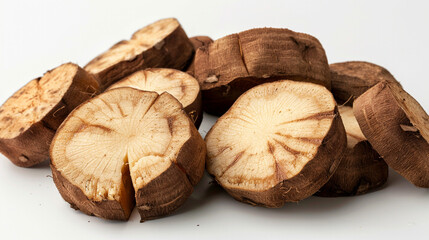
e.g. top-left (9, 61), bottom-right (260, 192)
top-left (1, 0), bottom-right (428, 239)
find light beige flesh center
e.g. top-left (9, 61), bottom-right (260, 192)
top-left (206, 81), bottom-right (335, 191)
top-left (84, 18), bottom-right (179, 74)
top-left (0, 64), bottom-right (76, 139)
top-left (52, 90), bottom-right (190, 202)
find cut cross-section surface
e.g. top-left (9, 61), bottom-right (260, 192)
top-left (50, 88), bottom-right (206, 221)
top-left (108, 68), bottom-right (202, 128)
top-left (84, 18), bottom-right (194, 91)
top-left (206, 80), bottom-right (346, 207)
top-left (316, 106), bottom-right (388, 197)
top-left (0, 63), bottom-right (99, 167)
top-left (354, 81), bottom-right (429, 187)
top-left (194, 28), bottom-right (331, 115)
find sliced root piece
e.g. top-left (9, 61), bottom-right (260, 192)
top-left (108, 68), bottom-right (202, 128)
top-left (194, 28), bottom-right (330, 115)
top-left (84, 18), bottom-right (194, 91)
top-left (206, 80), bottom-right (346, 207)
top-left (330, 61), bottom-right (400, 105)
top-left (50, 88), bottom-right (205, 221)
top-left (354, 81), bottom-right (429, 187)
top-left (0, 63), bottom-right (99, 167)
top-left (316, 106), bottom-right (388, 197)
top-left (186, 36), bottom-right (214, 76)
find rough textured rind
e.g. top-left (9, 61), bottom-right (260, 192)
top-left (84, 18), bottom-right (194, 91)
top-left (186, 36), bottom-right (214, 76)
top-left (316, 141), bottom-right (388, 197)
top-left (330, 61), bottom-right (400, 105)
top-left (194, 28), bottom-right (330, 115)
top-left (0, 63), bottom-right (99, 167)
top-left (353, 82), bottom-right (429, 188)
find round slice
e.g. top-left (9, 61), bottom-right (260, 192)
top-left (50, 88), bottom-right (206, 221)
top-left (316, 106), bottom-right (388, 197)
top-left (206, 80), bottom-right (346, 207)
top-left (186, 36), bottom-right (214, 76)
top-left (354, 81), bottom-right (429, 187)
top-left (0, 63), bottom-right (99, 167)
top-left (330, 61), bottom-right (400, 105)
top-left (84, 18), bottom-right (194, 91)
top-left (194, 28), bottom-right (331, 115)
top-left (108, 68), bottom-right (202, 128)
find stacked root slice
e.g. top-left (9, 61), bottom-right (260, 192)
top-left (194, 28), bottom-right (331, 115)
top-left (316, 106), bottom-right (388, 197)
top-left (108, 68), bottom-right (203, 128)
top-left (50, 88), bottom-right (206, 221)
top-left (84, 18), bottom-right (194, 91)
top-left (0, 63), bottom-right (99, 167)
top-left (206, 80), bottom-right (346, 207)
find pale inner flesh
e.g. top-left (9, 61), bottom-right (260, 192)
top-left (0, 63), bottom-right (77, 139)
top-left (338, 106), bottom-right (366, 148)
top-left (51, 88), bottom-right (190, 202)
top-left (206, 80), bottom-right (336, 191)
top-left (84, 18), bottom-right (179, 74)
top-left (388, 83), bottom-right (429, 143)
top-left (108, 69), bottom-right (199, 109)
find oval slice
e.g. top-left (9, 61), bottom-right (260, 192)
top-left (0, 63), bottom-right (99, 167)
top-left (50, 88), bottom-right (206, 221)
top-left (108, 68), bottom-right (202, 128)
top-left (194, 28), bottom-right (331, 115)
top-left (316, 106), bottom-right (388, 197)
top-left (206, 80), bottom-right (346, 207)
top-left (354, 81), bottom-right (429, 187)
top-left (84, 18), bottom-right (194, 90)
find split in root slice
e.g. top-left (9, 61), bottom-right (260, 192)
top-left (0, 63), bottom-right (99, 167)
top-left (50, 88), bottom-right (206, 221)
top-left (107, 68), bottom-right (203, 129)
top-left (84, 18), bottom-right (194, 91)
top-left (330, 61), bottom-right (400, 105)
top-left (353, 81), bottom-right (429, 188)
top-left (193, 28), bottom-right (331, 116)
top-left (316, 106), bottom-right (388, 197)
top-left (205, 80), bottom-right (347, 207)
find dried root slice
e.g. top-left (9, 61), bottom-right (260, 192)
top-left (108, 68), bottom-right (202, 128)
top-left (50, 88), bottom-right (205, 221)
top-left (186, 36), bottom-right (213, 76)
top-left (194, 28), bottom-right (330, 115)
top-left (354, 82), bottom-right (429, 187)
top-left (330, 61), bottom-right (400, 105)
top-left (316, 106), bottom-right (388, 197)
top-left (206, 80), bottom-right (346, 207)
top-left (0, 63), bottom-right (99, 167)
top-left (84, 18), bottom-right (194, 91)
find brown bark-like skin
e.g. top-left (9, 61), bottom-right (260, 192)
top-left (316, 141), bottom-right (388, 197)
top-left (136, 117), bottom-right (206, 221)
top-left (85, 21), bottom-right (194, 91)
top-left (220, 107), bottom-right (347, 207)
top-left (51, 165), bottom-right (134, 221)
top-left (330, 61), bottom-right (399, 105)
top-left (0, 64), bottom-right (99, 167)
top-left (194, 28), bottom-right (330, 115)
top-left (186, 36), bottom-right (214, 76)
top-left (353, 82), bottom-right (429, 187)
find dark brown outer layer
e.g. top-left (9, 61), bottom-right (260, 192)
top-left (85, 25), bottom-right (194, 91)
top-left (330, 61), bottom-right (399, 105)
top-left (184, 90), bottom-right (203, 129)
top-left (186, 36), bottom-right (214, 76)
top-left (354, 82), bottom-right (429, 187)
top-left (136, 117), bottom-right (206, 221)
top-left (221, 107), bottom-right (347, 207)
top-left (194, 28), bottom-right (330, 116)
top-left (51, 165), bottom-right (134, 221)
top-left (315, 141), bottom-right (388, 197)
top-left (0, 66), bottom-right (99, 167)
